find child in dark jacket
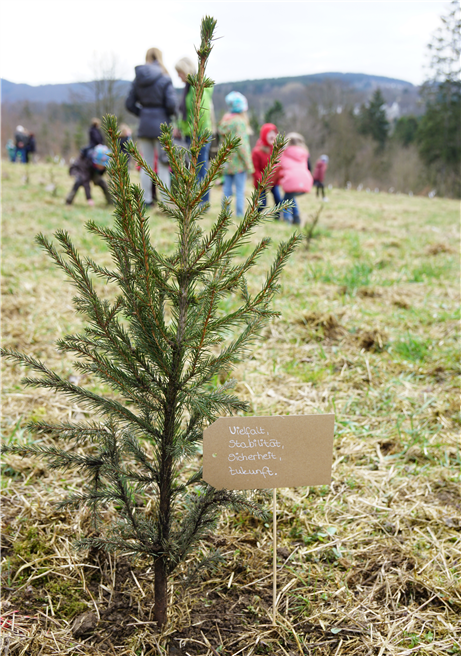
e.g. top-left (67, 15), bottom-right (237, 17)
top-left (89, 119), bottom-right (104, 147)
top-left (25, 133), bottom-right (36, 163)
top-left (118, 124), bottom-right (132, 156)
top-left (251, 123), bottom-right (282, 216)
top-left (14, 126), bottom-right (29, 164)
top-left (65, 145), bottom-right (112, 206)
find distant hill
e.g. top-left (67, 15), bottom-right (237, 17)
top-left (214, 72), bottom-right (414, 95)
top-left (1, 79), bottom-right (130, 104)
top-left (1, 72), bottom-right (414, 105)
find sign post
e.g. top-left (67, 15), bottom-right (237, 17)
top-left (203, 414), bottom-right (335, 624)
top-left (273, 487), bottom-right (277, 625)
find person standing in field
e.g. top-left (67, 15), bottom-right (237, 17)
top-left (6, 139), bottom-right (16, 162)
top-left (118, 124), bottom-right (132, 155)
top-left (278, 132), bottom-right (313, 225)
top-left (14, 126), bottom-right (29, 164)
top-left (118, 124), bottom-right (133, 168)
top-left (89, 119), bottom-right (104, 147)
top-left (125, 47), bottom-right (177, 205)
top-left (218, 91), bottom-right (253, 218)
top-left (313, 154), bottom-right (329, 200)
top-left (65, 144), bottom-right (112, 207)
top-left (251, 122), bottom-right (282, 218)
top-left (175, 56), bottom-right (215, 206)
top-left (25, 133), bottom-right (36, 163)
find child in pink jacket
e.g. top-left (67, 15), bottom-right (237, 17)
top-left (279, 132), bottom-right (313, 225)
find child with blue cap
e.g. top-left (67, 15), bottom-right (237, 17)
top-left (65, 145), bottom-right (112, 206)
top-left (218, 91), bottom-right (253, 217)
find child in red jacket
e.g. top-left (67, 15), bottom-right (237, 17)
top-left (313, 154), bottom-right (329, 199)
top-left (252, 123), bottom-right (282, 217)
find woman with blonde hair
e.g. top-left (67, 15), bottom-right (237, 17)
top-left (126, 47), bottom-right (177, 204)
top-left (175, 56), bottom-right (215, 206)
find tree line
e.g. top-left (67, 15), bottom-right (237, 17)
top-left (2, 2), bottom-right (459, 196)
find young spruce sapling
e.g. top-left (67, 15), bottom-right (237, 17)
top-left (2, 17), bottom-right (301, 626)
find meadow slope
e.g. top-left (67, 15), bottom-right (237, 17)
top-left (1, 161), bottom-right (460, 655)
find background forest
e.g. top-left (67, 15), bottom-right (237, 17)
top-left (2, 0), bottom-right (460, 198)
top-left (0, 74), bottom-right (448, 196)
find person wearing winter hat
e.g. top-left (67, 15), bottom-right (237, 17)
top-left (218, 92), bottom-right (253, 217)
top-left (251, 123), bottom-right (282, 218)
top-left (278, 132), bottom-right (313, 225)
top-left (175, 56), bottom-right (215, 206)
top-left (313, 154), bottom-right (329, 200)
top-left (65, 144), bottom-right (112, 206)
top-left (14, 125), bottom-right (29, 164)
top-left (126, 47), bottom-right (177, 205)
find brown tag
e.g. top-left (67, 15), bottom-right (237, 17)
top-left (203, 415), bottom-right (334, 490)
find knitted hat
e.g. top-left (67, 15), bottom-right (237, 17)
top-left (260, 123), bottom-right (277, 146)
top-left (225, 91), bottom-right (248, 113)
top-left (320, 154), bottom-right (329, 163)
top-left (91, 144), bottom-right (111, 167)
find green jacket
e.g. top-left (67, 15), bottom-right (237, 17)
top-left (218, 112), bottom-right (254, 175)
top-left (179, 86), bottom-right (214, 137)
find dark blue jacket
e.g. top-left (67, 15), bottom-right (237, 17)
top-left (125, 62), bottom-right (177, 139)
top-left (89, 125), bottom-right (104, 147)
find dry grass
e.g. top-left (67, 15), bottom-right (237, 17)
top-left (1, 162), bottom-right (460, 655)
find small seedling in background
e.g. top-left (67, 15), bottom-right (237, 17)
top-left (303, 204), bottom-right (323, 250)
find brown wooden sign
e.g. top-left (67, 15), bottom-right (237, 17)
top-left (203, 415), bottom-right (334, 490)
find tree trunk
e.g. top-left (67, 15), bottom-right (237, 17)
top-left (154, 557), bottom-right (168, 626)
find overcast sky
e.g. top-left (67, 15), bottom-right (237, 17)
top-left (0, 1), bottom-right (448, 88)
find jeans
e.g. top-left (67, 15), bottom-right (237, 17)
top-left (186, 137), bottom-right (211, 204)
top-left (138, 138), bottom-right (170, 203)
top-left (283, 191), bottom-right (302, 225)
top-left (223, 171), bottom-right (247, 217)
top-left (260, 185), bottom-right (282, 218)
top-left (14, 147), bottom-right (27, 163)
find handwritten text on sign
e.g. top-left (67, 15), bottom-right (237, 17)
top-left (203, 415), bottom-right (334, 490)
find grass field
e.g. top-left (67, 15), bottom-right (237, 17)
top-left (1, 160), bottom-right (460, 655)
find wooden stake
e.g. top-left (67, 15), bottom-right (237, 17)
top-left (273, 487), bottom-right (277, 625)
